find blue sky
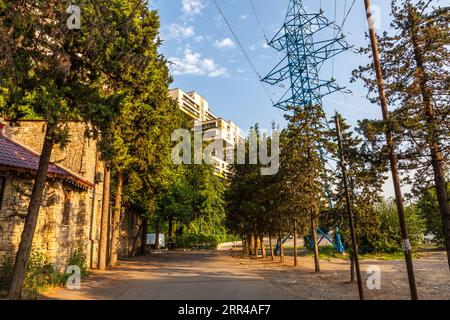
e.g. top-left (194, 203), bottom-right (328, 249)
top-left (152, 0), bottom-right (396, 132)
top-left (152, 0), bottom-right (448, 198)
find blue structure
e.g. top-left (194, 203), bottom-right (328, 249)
top-left (304, 227), bottom-right (345, 254)
top-left (262, 0), bottom-right (348, 254)
top-left (274, 234), bottom-right (291, 255)
top-left (261, 0), bottom-right (348, 110)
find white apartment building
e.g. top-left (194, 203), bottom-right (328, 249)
top-left (169, 88), bottom-right (216, 122)
top-left (169, 88), bottom-right (241, 178)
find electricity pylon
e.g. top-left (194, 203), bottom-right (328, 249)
top-left (262, 0), bottom-right (348, 110)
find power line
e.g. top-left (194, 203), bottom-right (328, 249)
top-left (211, 0), bottom-right (260, 80)
top-left (340, 0), bottom-right (357, 30)
top-left (210, 0), bottom-right (282, 115)
top-left (248, 0), bottom-right (269, 43)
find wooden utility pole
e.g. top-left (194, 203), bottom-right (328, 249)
top-left (335, 114), bottom-right (364, 300)
top-left (363, 0), bottom-right (418, 299)
top-left (98, 166), bottom-right (111, 270)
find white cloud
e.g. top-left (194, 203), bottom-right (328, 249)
top-left (164, 23), bottom-right (195, 40)
top-left (214, 38), bottom-right (235, 49)
top-left (169, 49), bottom-right (228, 78)
top-left (182, 0), bottom-right (205, 15)
top-left (193, 35), bottom-right (204, 43)
top-left (240, 14), bottom-right (248, 20)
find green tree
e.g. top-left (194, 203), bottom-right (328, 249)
top-left (226, 125), bottom-right (269, 257)
top-left (279, 104), bottom-right (334, 270)
top-left (417, 185), bottom-right (450, 245)
top-left (370, 200), bottom-right (426, 253)
top-left (326, 115), bottom-right (385, 249)
top-left (352, 0), bottom-right (450, 267)
top-left (0, 0), bottom-right (131, 298)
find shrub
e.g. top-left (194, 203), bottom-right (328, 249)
top-left (23, 250), bottom-right (66, 293)
top-left (369, 201), bottom-right (426, 252)
top-left (0, 250), bottom-right (71, 296)
top-left (175, 233), bottom-right (222, 249)
top-left (68, 245), bottom-right (88, 277)
top-left (417, 186), bottom-right (449, 246)
top-left (0, 257), bottom-right (14, 293)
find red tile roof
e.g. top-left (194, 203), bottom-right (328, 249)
top-left (0, 135), bottom-right (93, 189)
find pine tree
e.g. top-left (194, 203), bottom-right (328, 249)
top-left (325, 114), bottom-right (385, 280)
top-left (280, 104), bottom-right (334, 271)
top-left (352, 0), bottom-right (450, 267)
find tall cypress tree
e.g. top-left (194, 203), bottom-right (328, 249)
top-left (280, 104), bottom-right (334, 271)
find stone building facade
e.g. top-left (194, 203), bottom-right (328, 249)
top-left (0, 120), bottom-right (143, 273)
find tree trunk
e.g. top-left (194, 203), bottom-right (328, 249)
top-left (7, 123), bottom-right (56, 299)
top-left (294, 221), bottom-right (298, 267)
top-left (242, 236), bottom-right (248, 257)
top-left (278, 231), bottom-right (284, 263)
top-left (253, 234), bottom-right (258, 258)
top-left (140, 218), bottom-right (148, 255)
top-left (154, 219), bottom-right (160, 250)
top-left (131, 221), bottom-right (144, 257)
top-left (168, 216), bottom-right (173, 249)
top-left (259, 235), bottom-right (266, 258)
top-left (110, 170), bottom-right (123, 267)
top-left (247, 234), bottom-right (252, 256)
top-left (350, 252), bottom-right (355, 283)
top-left (408, 5), bottom-right (450, 268)
top-left (98, 166), bottom-right (111, 270)
top-left (269, 234), bottom-right (274, 260)
top-left (311, 210), bottom-right (320, 272)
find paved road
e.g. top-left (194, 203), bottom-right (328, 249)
top-left (44, 251), bottom-right (294, 300)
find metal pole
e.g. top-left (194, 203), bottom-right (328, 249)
top-left (334, 114), bottom-right (364, 300)
top-left (363, 0), bottom-right (418, 300)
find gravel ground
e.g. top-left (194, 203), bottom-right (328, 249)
top-left (233, 250), bottom-right (450, 300)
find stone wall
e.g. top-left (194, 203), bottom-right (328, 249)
top-left (0, 176), bottom-right (91, 272)
top-left (1, 121), bottom-right (106, 271)
top-left (0, 120), bottom-right (142, 273)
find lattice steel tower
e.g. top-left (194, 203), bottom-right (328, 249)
top-left (262, 0), bottom-right (348, 110)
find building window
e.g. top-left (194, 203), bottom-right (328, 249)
top-left (62, 190), bottom-right (72, 225)
top-left (0, 177), bottom-right (6, 212)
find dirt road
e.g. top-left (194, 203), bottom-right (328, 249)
top-left (44, 251), bottom-right (294, 300)
top-left (44, 250), bottom-right (450, 300)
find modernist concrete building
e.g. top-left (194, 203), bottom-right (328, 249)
top-left (169, 88), bottom-right (216, 122)
top-left (169, 88), bottom-right (241, 178)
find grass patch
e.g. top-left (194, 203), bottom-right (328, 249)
top-left (281, 245), bottom-right (419, 261)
